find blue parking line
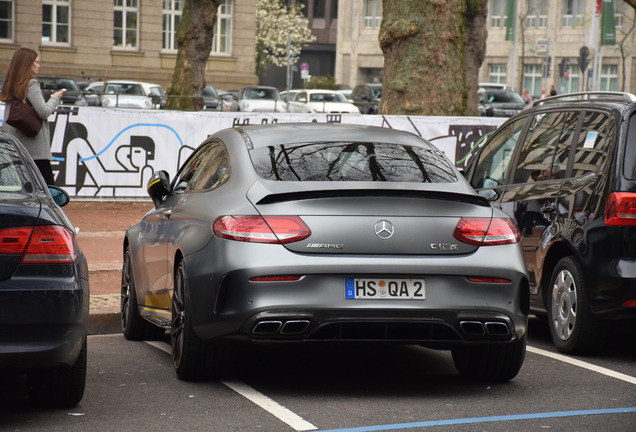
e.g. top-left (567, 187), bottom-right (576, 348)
top-left (317, 407), bottom-right (636, 432)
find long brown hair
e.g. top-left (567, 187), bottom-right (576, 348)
top-left (0, 47), bottom-right (37, 102)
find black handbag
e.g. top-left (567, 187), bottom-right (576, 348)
top-left (6, 96), bottom-right (43, 137)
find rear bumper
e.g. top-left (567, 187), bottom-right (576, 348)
top-left (184, 241), bottom-right (529, 347)
top-left (0, 276), bottom-right (89, 369)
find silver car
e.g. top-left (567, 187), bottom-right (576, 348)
top-left (121, 123), bottom-right (529, 382)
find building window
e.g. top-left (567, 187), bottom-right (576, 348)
top-left (525, 0), bottom-right (547, 28)
top-left (563, 67), bottom-right (580, 93)
top-left (522, 64), bottom-right (542, 96)
top-left (332, 0), bottom-right (338, 19)
top-left (313, 0), bottom-right (325, 18)
top-left (163, 0), bottom-right (184, 50)
top-left (490, 0), bottom-right (507, 29)
top-left (614, 0), bottom-right (624, 28)
top-left (42, 0), bottom-right (70, 44)
top-left (599, 65), bottom-right (618, 91)
top-left (363, 0), bottom-right (381, 29)
top-left (561, 0), bottom-right (584, 28)
top-left (114, 0), bottom-right (139, 49)
top-left (211, 0), bottom-right (232, 54)
top-left (0, 1), bottom-right (14, 41)
top-left (488, 64), bottom-right (507, 84)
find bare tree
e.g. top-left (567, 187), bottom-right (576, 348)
top-left (166, 0), bottom-right (222, 111)
top-left (378, 0), bottom-right (488, 116)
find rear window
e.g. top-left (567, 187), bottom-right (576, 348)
top-left (0, 141), bottom-right (32, 193)
top-left (250, 142), bottom-right (457, 183)
top-left (625, 114), bottom-right (636, 180)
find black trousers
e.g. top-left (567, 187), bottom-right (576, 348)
top-left (34, 159), bottom-right (55, 185)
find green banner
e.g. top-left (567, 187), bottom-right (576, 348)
top-left (505, 0), bottom-right (516, 41)
top-left (601, 0), bottom-right (616, 46)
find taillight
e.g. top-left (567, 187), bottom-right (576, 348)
top-left (605, 192), bottom-right (636, 226)
top-left (0, 225), bottom-right (77, 263)
top-left (453, 217), bottom-right (520, 246)
top-left (212, 215), bottom-right (311, 244)
top-left (0, 227), bottom-right (32, 255)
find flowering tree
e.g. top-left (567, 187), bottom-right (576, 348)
top-left (255, 0), bottom-right (316, 76)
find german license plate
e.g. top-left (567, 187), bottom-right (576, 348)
top-left (345, 278), bottom-right (425, 300)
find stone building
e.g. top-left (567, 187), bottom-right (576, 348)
top-left (483, 0), bottom-right (634, 96)
top-left (0, 0), bottom-right (258, 91)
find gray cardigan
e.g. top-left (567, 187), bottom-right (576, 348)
top-left (2, 79), bottom-right (61, 161)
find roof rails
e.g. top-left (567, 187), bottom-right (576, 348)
top-left (533, 91), bottom-right (636, 107)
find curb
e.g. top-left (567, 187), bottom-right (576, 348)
top-left (89, 294), bottom-right (121, 335)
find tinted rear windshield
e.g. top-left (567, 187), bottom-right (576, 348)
top-left (625, 114), bottom-right (636, 180)
top-left (0, 141), bottom-right (32, 193)
top-left (250, 142), bottom-right (457, 183)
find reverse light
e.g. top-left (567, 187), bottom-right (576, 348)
top-left (453, 217), bottom-right (520, 246)
top-left (605, 192), bottom-right (636, 226)
top-left (212, 215), bottom-right (311, 244)
top-left (0, 225), bottom-right (77, 263)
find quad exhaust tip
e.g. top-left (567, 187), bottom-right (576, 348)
top-left (459, 320), bottom-right (510, 337)
top-left (252, 319), bottom-right (310, 336)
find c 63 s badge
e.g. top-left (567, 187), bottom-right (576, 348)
top-left (430, 243), bottom-right (458, 251)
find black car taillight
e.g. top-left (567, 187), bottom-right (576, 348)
top-left (453, 217), bottom-right (520, 246)
top-left (605, 192), bottom-right (636, 226)
top-left (0, 226), bottom-right (77, 263)
top-left (212, 215), bottom-right (311, 244)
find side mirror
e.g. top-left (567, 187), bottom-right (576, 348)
top-left (48, 186), bottom-right (70, 207)
top-left (147, 170), bottom-right (171, 208)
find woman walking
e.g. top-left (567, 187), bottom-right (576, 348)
top-left (1, 47), bottom-right (65, 185)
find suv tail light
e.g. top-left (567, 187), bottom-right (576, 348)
top-left (453, 217), bottom-right (520, 246)
top-left (605, 192), bottom-right (636, 226)
top-left (0, 225), bottom-right (77, 263)
top-left (213, 215), bottom-right (311, 244)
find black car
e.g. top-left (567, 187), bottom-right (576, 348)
top-left (477, 88), bottom-right (528, 117)
top-left (351, 83), bottom-right (382, 114)
top-left (465, 91), bottom-right (636, 354)
top-left (0, 131), bottom-right (89, 407)
top-left (37, 75), bottom-right (87, 106)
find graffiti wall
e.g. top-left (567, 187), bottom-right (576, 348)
top-left (1, 106), bottom-right (506, 197)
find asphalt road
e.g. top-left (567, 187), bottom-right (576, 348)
top-left (1, 319), bottom-right (635, 432)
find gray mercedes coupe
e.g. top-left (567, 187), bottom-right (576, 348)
top-left (121, 123), bottom-right (529, 382)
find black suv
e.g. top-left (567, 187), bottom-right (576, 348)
top-left (465, 92), bottom-right (636, 354)
top-left (351, 83), bottom-right (382, 114)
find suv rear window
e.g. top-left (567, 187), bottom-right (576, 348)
top-left (625, 114), bottom-right (636, 180)
top-left (250, 142), bottom-right (457, 183)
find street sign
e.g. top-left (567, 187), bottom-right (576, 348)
top-left (300, 62), bottom-right (309, 71)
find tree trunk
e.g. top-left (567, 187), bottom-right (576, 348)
top-left (379, 0), bottom-right (487, 116)
top-left (166, 0), bottom-right (221, 111)
top-left (465, 0), bottom-right (488, 116)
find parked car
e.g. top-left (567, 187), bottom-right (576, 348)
top-left (479, 82), bottom-right (515, 91)
top-left (203, 85), bottom-right (232, 111)
top-left (477, 88), bottom-right (528, 117)
top-left (286, 89), bottom-right (361, 114)
top-left (0, 131), bottom-right (89, 407)
top-left (351, 83), bottom-right (382, 114)
top-left (464, 91), bottom-right (636, 354)
top-left (232, 86), bottom-right (287, 112)
top-left (121, 123), bottom-right (529, 382)
top-left (336, 88), bottom-right (353, 101)
top-left (37, 75), bottom-right (87, 106)
top-left (280, 89), bottom-right (302, 102)
top-left (83, 80), bottom-right (163, 109)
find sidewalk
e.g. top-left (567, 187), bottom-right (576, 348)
top-left (64, 199), bottom-right (154, 335)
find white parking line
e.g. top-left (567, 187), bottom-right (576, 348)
top-left (223, 380), bottom-right (318, 431)
top-left (527, 345), bottom-right (636, 385)
top-left (145, 341), bottom-right (318, 431)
